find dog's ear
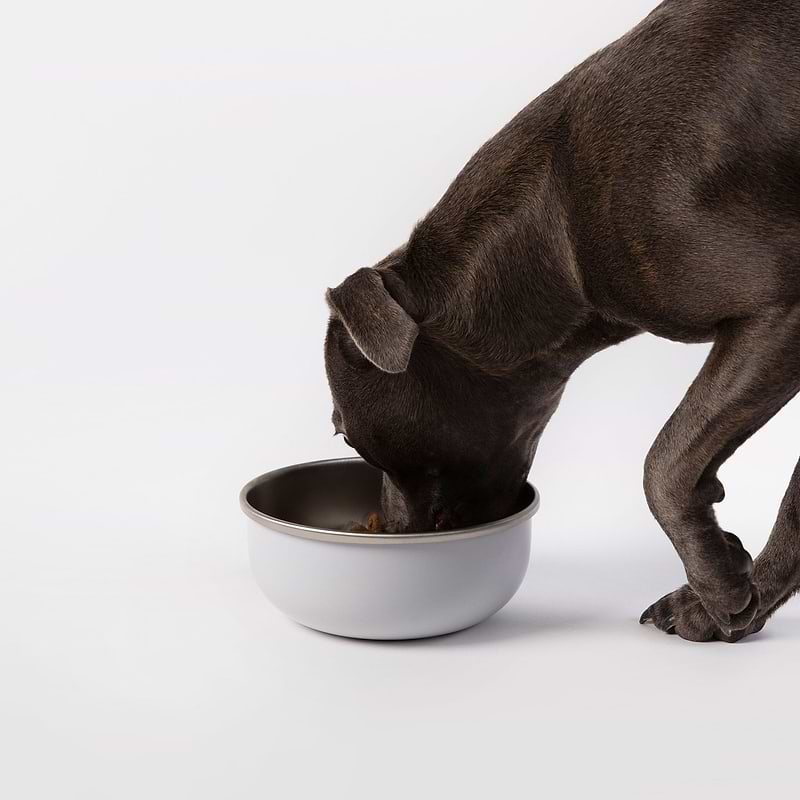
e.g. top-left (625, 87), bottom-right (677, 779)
top-left (326, 268), bottom-right (419, 373)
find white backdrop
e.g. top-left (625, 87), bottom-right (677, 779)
top-left (3, 1), bottom-right (799, 798)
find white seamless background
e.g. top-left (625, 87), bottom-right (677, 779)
top-left (2, 1), bottom-right (798, 798)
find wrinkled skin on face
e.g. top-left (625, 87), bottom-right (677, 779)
top-left (325, 315), bottom-right (565, 533)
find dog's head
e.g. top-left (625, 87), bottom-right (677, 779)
top-left (324, 265), bottom-right (561, 532)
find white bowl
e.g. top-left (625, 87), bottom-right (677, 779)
top-left (240, 458), bottom-right (539, 640)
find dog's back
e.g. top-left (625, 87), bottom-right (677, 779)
top-left (412, 0), bottom-right (800, 342)
top-left (565, 0), bottom-right (800, 337)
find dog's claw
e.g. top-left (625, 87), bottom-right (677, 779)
top-left (639, 609), bottom-right (654, 625)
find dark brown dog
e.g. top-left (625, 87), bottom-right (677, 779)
top-left (324, 0), bottom-right (800, 642)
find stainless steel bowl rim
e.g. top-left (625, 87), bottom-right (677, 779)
top-left (240, 458), bottom-right (540, 545)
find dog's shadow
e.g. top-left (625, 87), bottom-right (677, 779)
top-left (321, 604), bottom-right (605, 650)
top-left (436, 604), bottom-right (598, 646)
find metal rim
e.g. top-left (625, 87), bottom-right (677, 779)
top-left (239, 458), bottom-right (540, 545)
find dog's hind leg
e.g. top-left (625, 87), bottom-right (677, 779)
top-left (640, 308), bottom-right (800, 641)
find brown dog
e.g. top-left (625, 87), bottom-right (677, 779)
top-left (324, 0), bottom-right (800, 642)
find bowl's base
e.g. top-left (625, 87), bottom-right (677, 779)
top-left (289, 609), bottom-right (502, 641)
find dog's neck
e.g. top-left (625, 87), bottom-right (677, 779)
top-left (388, 95), bottom-right (635, 377)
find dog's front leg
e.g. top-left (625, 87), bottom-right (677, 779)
top-left (639, 310), bottom-right (800, 642)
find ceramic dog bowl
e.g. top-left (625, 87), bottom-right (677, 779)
top-left (240, 458), bottom-right (539, 640)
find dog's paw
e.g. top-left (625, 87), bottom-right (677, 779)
top-left (683, 532), bottom-right (760, 634)
top-left (639, 584), bottom-right (765, 643)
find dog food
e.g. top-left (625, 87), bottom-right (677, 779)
top-left (349, 512), bottom-right (384, 533)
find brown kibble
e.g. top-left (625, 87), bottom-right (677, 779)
top-left (349, 512), bottom-right (384, 533)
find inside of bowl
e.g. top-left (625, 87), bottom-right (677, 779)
top-left (246, 460), bottom-right (383, 531)
top-left (245, 459), bottom-right (535, 533)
